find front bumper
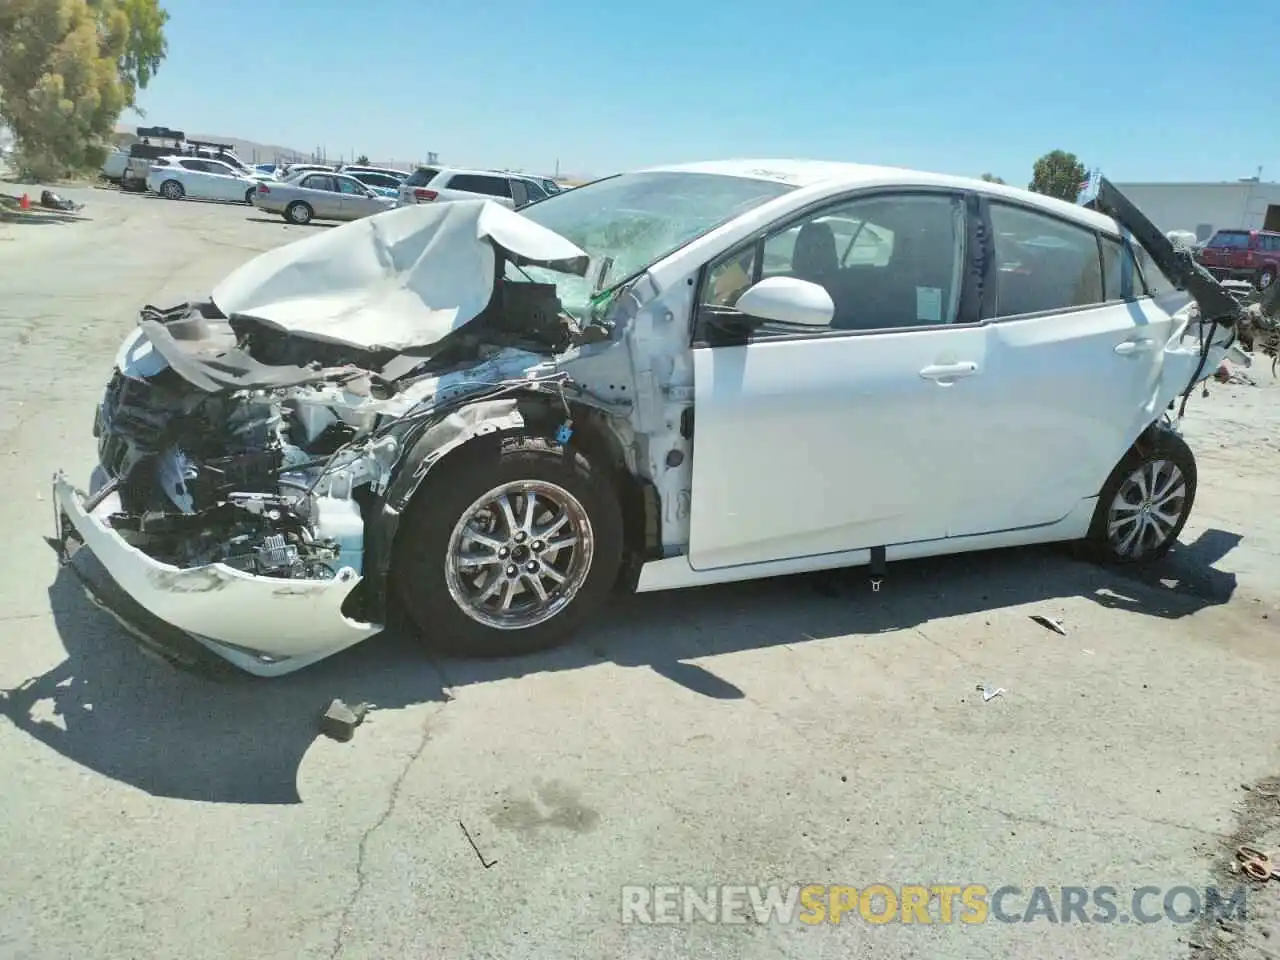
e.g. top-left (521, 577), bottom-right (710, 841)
top-left (52, 471), bottom-right (383, 677)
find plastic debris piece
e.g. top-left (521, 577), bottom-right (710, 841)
top-left (976, 683), bottom-right (1005, 702)
top-left (1030, 614), bottom-right (1068, 636)
top-left (320, 698), bottom-right (369, 741)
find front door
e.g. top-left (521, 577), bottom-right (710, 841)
top-left (688, 189), bottom-right (994, 571)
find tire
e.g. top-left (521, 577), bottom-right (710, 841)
top-left (1085, 424), bottom-right (1197, 564)
top-left (160, 180), bottom-right (184, 200)
top-left (392, 433), bottom-right (624, 658)
top-left (1258, 267), bottom-right (1276, 291)
top-left (244, 187), bottom-right (256, 204)
top-left (286, 201), bottom-right (313, 225)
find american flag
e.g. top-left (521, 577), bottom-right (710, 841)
top-left (1078, 169), bottom-right (1096, 194)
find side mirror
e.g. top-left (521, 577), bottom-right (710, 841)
top-left (735, 276), bottom-right (833, 327)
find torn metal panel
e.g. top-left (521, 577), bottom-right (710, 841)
top-left (209, 199), bottom-right (590, 353)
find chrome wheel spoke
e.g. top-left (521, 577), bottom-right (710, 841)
top-left (444, 479), bottom-right (595, 632)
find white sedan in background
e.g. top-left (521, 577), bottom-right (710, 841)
top-left (147, 156), bottom-right (260, 204)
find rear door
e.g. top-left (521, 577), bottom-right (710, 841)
top-left (203, 159), bottom-right (248, 201)
top-left (947, 198), bottom-right (1177, 538)
top-left (298, 174), bottom-right (342, 217)
top-left (176, 158), bottom-right (220, 198)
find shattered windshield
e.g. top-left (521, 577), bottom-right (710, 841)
top-left (508, 171), bottom-right (798, 319)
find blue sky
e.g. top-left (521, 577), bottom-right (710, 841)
top-left (126, 0), bottom-right (1271, 183)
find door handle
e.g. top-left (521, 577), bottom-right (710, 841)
top-left (919, 361), bottom-right (979, 382)
top-left (1114, 338), bottom-right (1156, 356)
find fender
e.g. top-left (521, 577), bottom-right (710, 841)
top-left (349, 384), bottom-right (662, 621)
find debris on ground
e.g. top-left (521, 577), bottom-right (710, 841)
top-left (1235, 844), bottom-right (1280, 882)
top-left (1030, 614), bottom-right (1068, 636)
top-left (39, 189), bottom-right (83, 213)
top-left (319, 698), bottom-right (369, 742)
top-left (976, 683), bottom-right (1005, 702)
top-left (459, 819), bottom-right (498, 868)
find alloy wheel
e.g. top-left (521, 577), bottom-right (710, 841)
top-left (444, 480), bottom-right (594, 631)
top-left (1105, 459), bottom-right (1188, 559)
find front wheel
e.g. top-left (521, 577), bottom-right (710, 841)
top-left (392, 434), bottom-right (624, 658)
top-left (244, 187), bottom-right (256, 204)
top-left (1086, 425), bottom-right (1197, 564)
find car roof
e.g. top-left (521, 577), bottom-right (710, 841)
top-left (640, 158), bottom-right (1121, 236)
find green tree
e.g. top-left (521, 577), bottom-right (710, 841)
top-left (980, 173), bottom-right (1005, 184)
top-left (355, 153), bottom-right (369, 165)
top-left (0, 0), bottom-right (169, 178)
top-left (1028, 150), bottom-right (1086, 201)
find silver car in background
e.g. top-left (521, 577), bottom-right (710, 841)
top-left (252, 170), bottom-right (399, 224)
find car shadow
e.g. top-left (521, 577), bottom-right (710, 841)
top-left (4, 530), bottom-right (1240, 806)
top-left (243, 217), bottom-right (334, 228)
top-left (0, 210), bottom-right (91, 225)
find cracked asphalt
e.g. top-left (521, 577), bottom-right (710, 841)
top-left (1, 183), bottom-right (1278, 960)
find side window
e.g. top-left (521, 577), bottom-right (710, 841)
top-left (448, 174), bottom-right (512, 198)
top-left (699, 192), bottom-right (967, 336)
top-left (180, 159), bottom-right (209, 172)
top-left (522, 179), bottom-right (548, 202)
top-left (206, 160), bottom-right (233, 176)
top-left (337, 177), bottom-right (366, 195)
top-left (1100, 236), bottom-right (1148, 300)
top-left (989, 203), bottom-right (1103, 318)
top-left (302, 175), bottom-right (336, 192)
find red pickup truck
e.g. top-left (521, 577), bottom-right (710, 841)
top-left (1195, 228), bottom-right (1280, 290)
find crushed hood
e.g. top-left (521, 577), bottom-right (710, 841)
top-left (210, 198), bottom-right (590, 352)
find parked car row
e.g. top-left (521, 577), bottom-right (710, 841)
top-left (104, 139), bottom-right (572, 223)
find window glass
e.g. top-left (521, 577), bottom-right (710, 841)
top-left (337, 177), bottom-right (366, 195)
top-left (448, 173), bottom-right (511, 197)
top-left (522, 179), bottom-right (548, 201)
top-left (404, 167), bottom-right (439, 187)
top-left (1206, 230), bottom-right (1251, 249)
top-left (302, 174), bottom-right (337, 192)
top-left (1131, 245), bottom-right (1178, 296)
top-left (179, 159), bottom-right (208, 172)
top-left (1100, 236), bottom-right (1148, 300)
top-left (990, 203), bottom-right (1103, 317)
top-left (702, 192), bottom-right (966, 333)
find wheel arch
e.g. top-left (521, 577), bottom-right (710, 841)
top-left (353, 390), bottom-right (661, 622)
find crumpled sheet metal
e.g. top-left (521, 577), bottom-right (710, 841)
top-left (210, 199), bottom-right (590, 353)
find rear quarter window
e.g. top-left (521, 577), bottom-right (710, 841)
top-left (403, 167), bottom-right (440, 187)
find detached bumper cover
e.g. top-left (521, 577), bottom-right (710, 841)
top-left (52, 472), bottom-right (383, 677)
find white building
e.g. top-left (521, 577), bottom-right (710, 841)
top-left (1113, 180), bottom-right (1280, 242)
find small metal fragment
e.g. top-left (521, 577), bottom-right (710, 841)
top-left (1030, 614), bottom-right (1068, 636)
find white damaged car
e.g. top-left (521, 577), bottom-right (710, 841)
top-left (53, 161), bottom-right (1255, 677)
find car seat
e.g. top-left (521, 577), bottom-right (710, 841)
top-left (791, 222), bottom-right (839, 287)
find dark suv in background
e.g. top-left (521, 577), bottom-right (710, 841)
top-left (1195, 228), bottom-right (1280, 290)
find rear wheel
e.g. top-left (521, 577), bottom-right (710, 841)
top-left (244, 187), bottom-right (256, 204)
top-left (1086, 425), bottom-right (1197, 564)
top-left (392, 434), bottom-right (624, 658)
top-left (286, 201), bottom-right (313, 225)
top-left (160, 180), bottom-right (184, 200)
